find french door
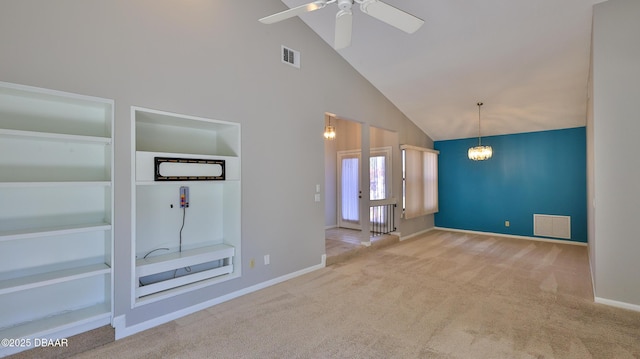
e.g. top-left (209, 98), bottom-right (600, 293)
top-left (369, 147), bottom-right (392, 226)
top-left (337, 147), bottom-right (392, 230)
top-left (337, 151), bottom-right (361, 230)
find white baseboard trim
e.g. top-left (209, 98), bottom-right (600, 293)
top-left (434, 227), bottom-right (587, 246)
top-left (400, 227), bottom-right (436, 241)
top-left (595, 297), bottom-right (640, 312)
top-left (1, 316), bottom-right (110, 357)
top-left (115, 257), bottom-right (326, 340)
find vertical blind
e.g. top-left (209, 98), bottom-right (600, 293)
top-left (369, 155), bottom-right (386, 201)
top-left (341, 157), bottom-right (360, 222)
top-left (401, 145), bottom-right (439, 219)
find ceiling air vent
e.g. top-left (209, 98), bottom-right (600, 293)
top-left (281, 45), bottom-right (300, 69)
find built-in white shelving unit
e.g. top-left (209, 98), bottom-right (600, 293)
top-left (132, 107), bottom-right (241, 303)
top-left (0, 82), bottom-right (114, 356)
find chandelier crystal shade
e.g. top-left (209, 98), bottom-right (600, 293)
top-left (324, 116), bottom-right (336, 140)
top-left (468, 102), bottom-right (493, 161)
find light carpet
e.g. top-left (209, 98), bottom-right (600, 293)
top-left (38, 230), bottom-right (640, 358)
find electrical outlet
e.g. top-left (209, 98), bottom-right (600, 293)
top-left (264, 254), bottom-right (270, 265)
top-left (249, 259), bottom-right (255, 268)
top-left (505, 220), bottom-right (510, 227)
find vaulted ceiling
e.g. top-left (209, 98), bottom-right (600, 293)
top-left (278, 0), bottom-right (599, 141)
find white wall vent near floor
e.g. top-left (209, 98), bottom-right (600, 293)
top-left (534, 214), bottom-right (571, 239)
top-left (282, 45), bottom-right (300, 68)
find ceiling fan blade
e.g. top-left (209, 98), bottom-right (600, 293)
top-left (334, 9), bottom-right (353, 50)
top-left (360, 0), bottom-right (424, 34)
top-left (259, 0), bottom-right (331, 24)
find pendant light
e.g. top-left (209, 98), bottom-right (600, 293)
top-left (468, 102), bottom-right (493, 160)
top-left (324, 115), bottom-right (336, 140)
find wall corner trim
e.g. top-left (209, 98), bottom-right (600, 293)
top-left (594, 297), bottom-right (640, 313)
top-left (114, 258), bottom-right (326, 340)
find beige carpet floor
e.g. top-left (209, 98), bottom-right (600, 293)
top-left (32, 230), bottom-right (640, 358)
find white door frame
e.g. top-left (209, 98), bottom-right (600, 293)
top-left (337, 147), bottom-right (393, 230)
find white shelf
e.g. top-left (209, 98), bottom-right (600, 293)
top-left (0, 81), bottom-right (114, 353)
top-left (135, 150), bottom-right (238, 160)
top-left (0, 303), bottom-right (111, 341)
top-left (0, 81), bottom-right (113, 139)
top-left (137, 264), bottom-right (233, 298)
top-left (137, 244), bottom-right (234, 277)
top-left (0, 181), bottom-right (111, 188)
top-left (0, 222), bottom-right (111, 242)
top-left (136, 244), bottom-right (234, 298)
top-left (0, 264), bottom-right (110, 295)
top-left (0, 128), bottom-right (111, 144)
top-left (133, 106), bottom-right (240, 304)
top-left (134, 107), bottom-right (240, 157)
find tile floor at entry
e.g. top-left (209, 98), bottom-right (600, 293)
top-left (325, 227), bottom-right (399, 266)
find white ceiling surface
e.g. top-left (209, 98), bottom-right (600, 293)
top-left (279, 0), bottom-right (597, 141)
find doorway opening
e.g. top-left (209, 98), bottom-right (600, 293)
top-left (324, 117), bottom-right (399, 265)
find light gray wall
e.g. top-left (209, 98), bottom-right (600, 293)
top-left (592, 0), bottom-right (640, 307)
top-left (0, 0), bottom-right (433, 332)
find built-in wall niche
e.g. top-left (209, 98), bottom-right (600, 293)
top-left (132, 107), bottom-right (241, 303)
top-left (0, 81), bottom-right (113, 357)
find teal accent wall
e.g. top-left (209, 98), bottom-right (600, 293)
top-left (434, 127), bottom-right (587, 242)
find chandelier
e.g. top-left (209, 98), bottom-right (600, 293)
top-left (324, 115), bottom-right (336, 140)
top-left (468, 102), bottom-right (493, 161)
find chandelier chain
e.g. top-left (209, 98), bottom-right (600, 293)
top-left (477, 102), bottom-right (483, 146)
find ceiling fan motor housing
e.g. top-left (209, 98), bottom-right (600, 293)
top-left (338, 0), bottom-right (353, 10)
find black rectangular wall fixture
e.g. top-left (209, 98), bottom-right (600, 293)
top-left (154, 157), bottom-right (225, 181)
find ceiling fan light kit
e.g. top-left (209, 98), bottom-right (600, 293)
top-left (259, 0), bottom-right (424, 50)
top-left (335, 7), bottom-right (353, 49)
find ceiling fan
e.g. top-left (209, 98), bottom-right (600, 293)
top-left (259, 0), bottom-right (424, 50)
